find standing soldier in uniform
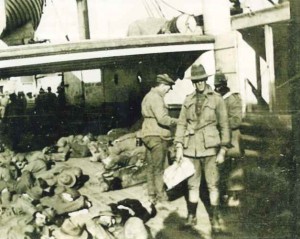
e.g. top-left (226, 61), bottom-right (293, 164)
top-left (141, 74), bottom-right (178, 204)
top-left (0, 91), bottom-right (10, 120)
top-left (214, 72), bottom-right (243, 207)
top-left (174, 64), bottom-right (230, 236)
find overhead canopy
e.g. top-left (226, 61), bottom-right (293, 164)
top-left (0, 34), bottom-right (214, 78)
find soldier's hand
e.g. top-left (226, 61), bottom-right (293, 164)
top-left (175, 144), bottom-right (183, 163)
top-left (216, 148), bottom-right (226, 165)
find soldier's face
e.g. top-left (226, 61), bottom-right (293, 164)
top-left (161, 84), bottom-right (172, 94)
top-left (35, 212), bottom-right (47, 226)
top-left (193, 80), bottom-right (206, 92)
top-left (214, 84), bottom-right (222, 93)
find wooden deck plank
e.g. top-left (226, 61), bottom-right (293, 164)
top-left (49, 157), bottom-right (263, 239)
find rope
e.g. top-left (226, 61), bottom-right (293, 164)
top-left (147, 0), bottom-right (161, 17)
top-left (159, 0), bottom-right (186, 14)
top-left (142, 0), bottom-right (154, 17)
top-left (153, 0), bottom-right (165, 18)
top-left (276, 73), bottom-right (300, 89)
top-left (266, 0), bottom-right (276, 5)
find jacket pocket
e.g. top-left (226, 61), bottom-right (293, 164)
top-left (203, 127), bottom-right (220, 148)
top-left (203, 103), bottom-right (217, 122)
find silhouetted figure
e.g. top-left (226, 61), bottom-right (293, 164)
top-left (6, 93), bottom-right (19, 116)
top-left (57, 84), bottom-right (66, 111)
top-left (6, 93), bottom-right (22, 150)
top-left (45, 87), bottom-right (58, 113)
top-left (35, 88), bottom-right (46, 114)
top-left (16, 91), bottom-right (27, 115)
top-left (25, 92), bottom-right (35, 114)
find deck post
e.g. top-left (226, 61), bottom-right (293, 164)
top-left (76, 0), bottom-right (90, 40)
top-left (289, 0), bottom-right (300, 237)
top-left (0, 0), bottom-right (5, 36)
top-left (264, 25), bottom-right (275, 112)
top-left (202, 0), bottom-right (231, 35)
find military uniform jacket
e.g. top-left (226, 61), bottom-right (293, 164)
top-left (174, 85), bottom-right (230, 157)
top-left (223, 92), bottom-right (242, 130)
top-left (141, 88), bottom-right (177, 140)
top-left (223, 92), bottom-right (243, 157)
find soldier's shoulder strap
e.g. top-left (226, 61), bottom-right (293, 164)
top-left (223, 91), bottom-right (233, 99)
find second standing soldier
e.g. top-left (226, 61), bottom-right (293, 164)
top-left (141, 74), bottom-right (178, 204)
top-left (214, 72), bottom-right (243, 207)
top-left (174, 64), bottom-right (230, 236)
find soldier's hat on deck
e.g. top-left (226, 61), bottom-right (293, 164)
top-left (57, 171), bottom-right (77, 188)
top-left (52, 218), bottom-right (88, 239)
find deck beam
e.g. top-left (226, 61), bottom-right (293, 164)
top-left (231, 2), bottom-right (290, 30)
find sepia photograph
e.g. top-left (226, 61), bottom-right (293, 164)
top-left (0, 0), bottom-right (297, 238)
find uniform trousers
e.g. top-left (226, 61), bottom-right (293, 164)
top-left (187, 155), bottom-right (220, 206)
top-left (142, 136), bottom-right (168, 199)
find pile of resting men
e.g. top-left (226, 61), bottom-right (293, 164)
top-left (0, 128), bottom-right (158, 239)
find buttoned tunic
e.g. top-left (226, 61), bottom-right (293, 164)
top-left (141, 87), bottom-right (177, 199)
top-left (223, 91), bottom-right (243, 157)
top-left (175, 85), bottom-right (230, 157)
top-left (141, 88), bottom-right (177, 140)
top-left (223, 92), bottom-right (242, 130)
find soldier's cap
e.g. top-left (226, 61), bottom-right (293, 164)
top-left (214, 72), bottom-right (227, 86)
top-left (156, 74), bottom-right (175, 88)
top-left (189, 64), bottom-right (211, 81)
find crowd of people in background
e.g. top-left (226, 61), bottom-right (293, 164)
top-left (0, 87), bottom-right (63, 151)
top-left (0, 87), bottom-right (59, 120)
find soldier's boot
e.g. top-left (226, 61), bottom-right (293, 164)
top-left (185, 201), bottom-right (198, 226)
top-left (211, 206), bottom-right (226, 233)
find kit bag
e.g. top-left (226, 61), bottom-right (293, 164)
top-left (70, 141), bottom-right (91, 158)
